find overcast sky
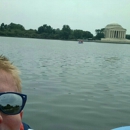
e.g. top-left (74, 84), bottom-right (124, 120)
top-left (1, 0), bottom-right (130, 35)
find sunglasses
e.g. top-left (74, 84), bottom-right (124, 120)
top-left (0, 92), bottom-right (27, 115)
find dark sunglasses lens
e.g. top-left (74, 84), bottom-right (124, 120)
top-left (0, 93), bottom-right (23, 115)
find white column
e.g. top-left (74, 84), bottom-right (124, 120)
top-left (119, 31), bottom-right (121, 38)
top-left (114, 31), bottom-right (116, 38)
top-left (109, 30), bottom-right (111, 38)
top-left (120, 31), bottom-right (122, 38)
top-left (113, 31), bottom-right (114, 38)
top-left (109, 31), bottom-right (111, 38)
top-left (116, 31), bottom-right (117, 38)
top-left (123, 32), bottom-right (125, 39)
top-left (107, 30), bottom-right (109, 38)
top-left (112, 31), bottom-right (114, 38)
top-left (105, 30), bottom-right (107, 38)
top-left (110, 30), bottom-right (112, 38)
top-left (106, 31), bottom-right (108, 38)
top-left (111, 31), bottom-right (113, 38)
top-left (122, 31), bottom-right (123, 39)
top-left (108, 30), bottom-right (110, 38)
top-left (107, 31), bottom-right (109, 38)
top-left (122, 31), bottom-right (124, 39)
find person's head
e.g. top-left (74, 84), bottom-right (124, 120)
top-left (0, 55), bottom-right (27, 130)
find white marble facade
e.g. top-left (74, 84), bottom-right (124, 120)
top-left (104, 23), bottom-right (126, 39)
top-left (101, 23), bottom-right (130, 43)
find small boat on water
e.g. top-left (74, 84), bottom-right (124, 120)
top-left (78, 40), bottom-right (83, 44)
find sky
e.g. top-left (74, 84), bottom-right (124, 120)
top-left (0, 0), bottom-right (130, 35)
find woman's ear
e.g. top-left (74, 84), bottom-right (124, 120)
top-left (20, 111), bottom-right (23, 119)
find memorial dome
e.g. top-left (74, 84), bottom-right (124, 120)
top-left (105, 23), bottom-right (123, 29)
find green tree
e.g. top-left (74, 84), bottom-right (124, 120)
top-left (126, 34), bottom-right (130, 39)
top-left (53, 28), bottom-right (61, 39)
top-left (61, 25), bottom-right (71, 39)
top-left (95, 29), bottom-right (100, 35)
top-left (0, 23), bottom-right (5, 31)
top-left (83, 31), bottom-right (93, 39)
top-left (73, 30), bottom-right (83, 39)
top-left (0, 22), bottom-right (95, 40)
top-left (95, 28), bottom-right (105, 40)
top-left (8, 23), bottom-right (25, 30)
top-left (37, 24), bottom-right (53, 34)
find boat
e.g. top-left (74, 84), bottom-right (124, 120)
top-left (78, 40), bottom-right (83, 44)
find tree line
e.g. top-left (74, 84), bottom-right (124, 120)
top-left (0, 23), bottom-right (94, 40)
top-left (0, 22), bottom-right (130, 40)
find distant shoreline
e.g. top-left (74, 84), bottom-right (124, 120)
top-left (1, 36), bottom-right (130, 44)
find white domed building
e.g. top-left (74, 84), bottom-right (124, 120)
top-left (101, 23), bottom-right (130, 43)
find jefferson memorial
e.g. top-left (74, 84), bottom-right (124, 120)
top-left (101, 23), bottom-right (130, 43)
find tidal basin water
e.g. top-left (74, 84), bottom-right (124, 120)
top-left (0, 37), bottom-right (130, 130)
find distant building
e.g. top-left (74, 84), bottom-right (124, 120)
top-left (104, 23), bottom-right (126, 39)
top-left (101, 23), bottom-right (130, 43)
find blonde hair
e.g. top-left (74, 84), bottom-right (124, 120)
top-left (0, 55), bottom-right (22, 92)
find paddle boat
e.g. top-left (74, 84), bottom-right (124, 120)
top-left (78, 40), bottom-right (83, 44)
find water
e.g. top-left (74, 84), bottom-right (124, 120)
top-left (0, 37), bottom-right (130, 130)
